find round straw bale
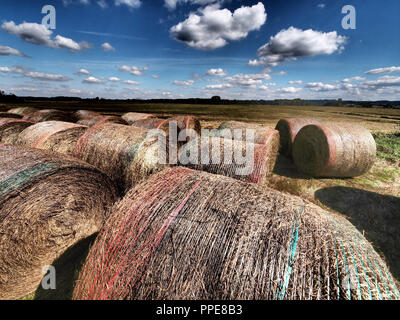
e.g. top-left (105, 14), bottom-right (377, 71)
top-left (77, 115), bottom-right (128, 127)
top-left (168, 115), bottom-right (201, 135)
top-left (0, 144), bottom-right (118, 300)
top-left (218, 121), bottom-right (279, 145)
top-left (73, 123), bottom-right (168, 193)
top-left (275, 118), bottom-right (322, 157)
top-left (131, 117), bottom-right (170, 131)
top-left (23, 109), bottom-right (76, 123)
top-left (74, 110), bottom-right (100, 121)
top-left (0, 112), bottom-right (23, 119)
top-left (122, 112), bottom-right (155, 125)
top-left (17, 121), bottom-right (88, 156)
top-left (0, 119), bottom-right (35, 144)
top-left (292, 123), bottom-right (376, 177)
top-left (73, 167), bottom-right (399, 300)
top-left (178, 136), bottom-right (279, 184)
top-left (7, 107), bottom-right (38, 116)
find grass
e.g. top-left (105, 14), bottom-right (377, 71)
top-left (374, 132), bottom-right (400, 164)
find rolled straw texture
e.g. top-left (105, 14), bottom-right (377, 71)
top-left (73, 123), bottom-right (168, 193)
top-left (275, 118), bottom-right (322, 157)
top-left (17, 121), bottom-right (88, 156)
top-left (122, 112), bottom-right (156, 125)
top-left (293, 123), bottom-right (376, 177)
top-left (178, 136), bottom-right (279, 184)
top-left (168, 115), bottom-right (201, 135)
top-left (0, 144), bottom-right (118, 299)
top-left (218, 121), bottom-right (279, 145)
top-left (74, 110), bottom-right (100, 121)
top-left (0, 119), bottom-right (34, 144)
top-left (72, 167), bottom-right (399, 300)
top-left (23, 109), bottom-right (76, 123)
top-left (7, 107), bottom-right (37, 116)
top-left (0, 112), bottom-right (23, 119)
top-left (77, 115), bottom-right (128, 127)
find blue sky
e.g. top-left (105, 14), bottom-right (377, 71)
top-left (0, 0), bottom-right (399, 100)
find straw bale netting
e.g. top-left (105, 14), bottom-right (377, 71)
top-left (23, 109), bottom-right (76, 123)
top-left (77, 115), bottom-right (128, 127)
top-left (0, 144), bottom-right (118, 300)
top-left (178, 136), bottom-right (279, 184)
top-left (122, 112), bottom-right (155, 125)
top-left (0, 119), bottom-right (34, 144)
top-left (292, 123), bottom-right (376, 178)
top-left (74, 110), bottom-right (100, 121)
top-left (73, 167), bottom-right (399, 300)
top-left (275, 118), bottom-right (322, 157)
top-left (73, 123), bottom-right (168, 193)
top-left (17, 121), bottom-right (88, 156)
top-left (7, 107), bottom-right (38, 116)
top-left (0, 112), bottom-right (23, 119)
top-left (218, 121), bottom-right (278, 145)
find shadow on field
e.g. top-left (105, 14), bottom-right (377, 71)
top-left (315, 186), bottom-right (400, 281)
top-left (34, 234), bottom-right (96, 300)
top-left (272, 154), bottom-right (312, 179)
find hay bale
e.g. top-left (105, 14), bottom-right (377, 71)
top-left (72, 167), bottom-right (399, 300)
top-left (168, 115), bottom-right (201, 135)
top-left (122, 112), bottom-right (155, 125)
top-left (178, 136), bottom-right (279, 184)
top-left (0, 119), bottom-right (35, 144)
top-left (218, 121), bottom-right (278, 145)
top-left (0, 112), bottom-right (23, 119)
top-left (0, 144), bottom-right (118, 299)
top-left (7, 107), bottom-right (38, 116)
top-left (73, 123), bottom-right (168, 193)
top-left (77, 115), bottom-right (128, 127)
top-left (74, 110), bottom-right (99, 121)
top-left (17, 121), bottom-right (88, 156)
top-left (131, 117), bottom-right (170, 131)
top-left (292, 123), bottom-right (376, 178)
top-left (23, 109), bottom-right (76, 123)
top-left (275, 118), bottom-right (322, 157)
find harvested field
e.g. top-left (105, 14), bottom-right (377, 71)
top-left (17, 121), bottom-right (88, 156)
top-left (0, 119), bottom-right (34, 144)
top-left (73, 167), bottom-right (399, 300)
top-left (0, 144), bottom-right (118, 300)
top-left (73, 123), bottom-right (168, 194)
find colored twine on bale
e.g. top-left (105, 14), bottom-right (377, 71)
top-left (0, 144), bottom-right (119, 299)
top-left (292, 123), bottom-right (376, 177)
top-left (72, 167), bottom-right (398, 300)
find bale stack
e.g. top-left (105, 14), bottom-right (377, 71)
top-left (73, 110), bottom-right (100, 121)
top-left (77, 115), bottom-right (128, 127)
top-left (0, 119), bottom-right (34, 144)
top-left (72, 167), bottom-right (399, 300)
top-left (275, 118), bottom-right (322, 157)
top-left (292, 123), bottom-right (376, 177)
top-left (131, 117), bottom-right (170, 131)
top-left (7, 107), bottom-right (38, 116)
top-left (0, 144), bottom-right (118, 300)
top-left (23, 109), bottom-right (76, 123)
top-left (0, 112), bottom-right (23, 119)
top-left (122, 112), bottom-right (156, 125)
top-left (17, 121), bottom-right (88, 156)
top-left (73, 123), bottom-right (168, 194)
top-left (169, 115), bottom-right (201, 135)
top-left (178, 136), bottom-right (279, 184)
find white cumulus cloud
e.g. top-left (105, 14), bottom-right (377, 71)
top-left (119, 65), bottom-right (148, 76)
top-left (0, 45), bottom-right (29, 57)
top-left (206, 68), bottom-right (227, 77)
top-left (102, 42), bottom-right (115, 51)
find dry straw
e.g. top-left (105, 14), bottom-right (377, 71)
top-left (218, 121), bottom-right (279, 145)
top-left (178, 136), bottom-right (279, 184)
top-left (7, 107), bottom-right (38, 116)
top-left (17, 121), bottom-right (88, 156)
top-left (0, 144), bottom-right (118, 300)
top-left (292, 123), bottom-right (376, 178)
top-left (77, 115), bottom-right (128, 127)
top-left (23, 109), bottom-right (76, 123)
top-left (72, 167), bottom-right (399, 300)
top-left (275, 118), bottom-right (322, 157)
top-left (73, 123), bottom-right (168, 194)
top-left (0, 112), bottom-right (23, 119)
top-left (74, 110), bottom-right (100, 121)
top-left (0, 119), bottom-right (34, 144)
top-left (122, 112), bottom-right (155, 125)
